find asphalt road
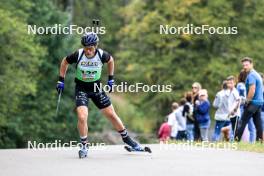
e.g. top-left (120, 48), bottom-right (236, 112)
top-left (0, 144), bottom-right (263, 176)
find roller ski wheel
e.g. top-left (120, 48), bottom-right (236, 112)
top-left (78, 148), bottom-right (88, 159)
top-left (124, 145), bottom-right (152, 153)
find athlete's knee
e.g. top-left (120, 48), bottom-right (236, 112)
top-left (78, 114), bottom-right (87, 124)
top-left (77, 107), bottom-right (88, 123)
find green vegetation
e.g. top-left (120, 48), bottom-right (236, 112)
top-left (0, 0), bottom-right (263, 148)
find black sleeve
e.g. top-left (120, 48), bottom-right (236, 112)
top-left (182, 104), bottom-right (189, 117)
top-left (66, 51), bottom-right (79, 64)
top-left (101, 50), bottom-right (111, 63)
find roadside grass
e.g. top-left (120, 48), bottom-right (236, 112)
top-left (157, 140), bottom-right (264, 153)
top-left (235, 142), bottom-right (264, 153)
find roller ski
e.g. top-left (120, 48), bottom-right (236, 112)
top-left (78, 148), bottom-right (88, 159)
top-left (124, 145), bottom-right (152, 153)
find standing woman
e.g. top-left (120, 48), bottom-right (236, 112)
top-left (192, 82), bottom-right (202, 140)
top-left (195, 89), bottom-right (211, 141)
top-left (183, 92), bottom-right (194, 141)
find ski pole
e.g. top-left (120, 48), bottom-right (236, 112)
top-left (56, 91), bottom-right (62, 117)
top-left (233, 100), bottom-right (241, 140)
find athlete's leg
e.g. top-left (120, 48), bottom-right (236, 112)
top-left (91, 91), bottom-right (124, 131)
top-left (75, 86), bottom-right (89, 158)
top-left (101, 105), bottom-right (140, 148)
top-left (100, 104), bottom-right (124, 131)
top-left (76, 106), bottom-right (89, 138)
top-left (92, 91), bottom-right (141, 149)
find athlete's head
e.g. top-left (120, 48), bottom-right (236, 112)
top-left (241, 57), bottom-right (253, 73)
top-left (81, 32), bottom-right (99, 57)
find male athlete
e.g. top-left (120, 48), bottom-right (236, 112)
top-left (56, 32), bottom-right (146, 158)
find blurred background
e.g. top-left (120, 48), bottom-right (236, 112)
top-left (0, 0), bottom-right (263, 148)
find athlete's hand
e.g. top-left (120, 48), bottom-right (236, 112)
top-left (56, 76), bottom-right (64, 94)
top-left (108, 75), bottom-right (114, 93)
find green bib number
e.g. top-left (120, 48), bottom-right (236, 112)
top-left (75, 49), bottom-right (103, 82)
top-left (76, 67), bottom-right (102, 82)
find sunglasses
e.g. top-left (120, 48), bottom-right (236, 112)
top-left (84, 46), bottom-right (96, 50)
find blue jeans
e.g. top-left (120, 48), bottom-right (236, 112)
top-left (176, 130), bottom-right (187, 140)
top-left (199, 121), bottom-right (210, 141)
top-left (236, 104), bottom-right (263, 141)
top-left (186, 124), bottom-right (194, 141)
top-left (261, 111), bottom-right (264, 131)
top-left (247, 118), bottom-right (256, 143)
top-left (240, 106), bottom-right (256, 143)
top-left (199, 128), bottom-right (209, 141)
top-left (212, 120), bottom-right (231, 141)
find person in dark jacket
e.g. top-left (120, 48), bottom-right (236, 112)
top-left (183, 92), bottom-right (194, 141)
top-left (192, 82), bottom-right (202, 141)
top-left (195, 89), bottom-right (211, 141)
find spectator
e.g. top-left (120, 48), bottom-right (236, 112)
top-left (221, 124), bottom-right (250, 142)
top-left (237, 70), bottom-right (255, 143)
top-left (226, 76), bottom-right (241, 140)
top-left (158, 117), bottom-right (171, 142)
top-left (183, 92), bottom-right (194, 141)
top-left (212, 80), bottom-right (231, 141)
top-left (235, 57), bottom-right (263, 142)
top-left (167, 102), bottom-right (179, 139)
top-left (221, 126), bottom-right (230, 141)
top-left (195, 89), bottom-right (211, 141)
top-left (192, 82), bottom-right (202, 141)
top-left (259, 73), bottom-right (264, 139)
top-left (175, 98), bottom-right (187, 140)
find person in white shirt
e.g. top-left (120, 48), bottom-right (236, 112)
top-left (226, 76), bottom-right (241, 140)
top-left (167, 102), bottom-right (179, 139)
top-left (212, 80), bottom-right (231, 141)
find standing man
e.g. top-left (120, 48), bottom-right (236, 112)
top-left (235, 57), bottom-right (263, 142)
top-left (56, 32), bottom-right (144, 158)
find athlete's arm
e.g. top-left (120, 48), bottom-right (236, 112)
top-left (56, 57), bottom-right (69, 94)
top-left (107, 56), bottom-right (114, 76)
top-left (59, 50), bottom-right (78, 78)
top-left (59, 57), bottom-right (70, 78)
